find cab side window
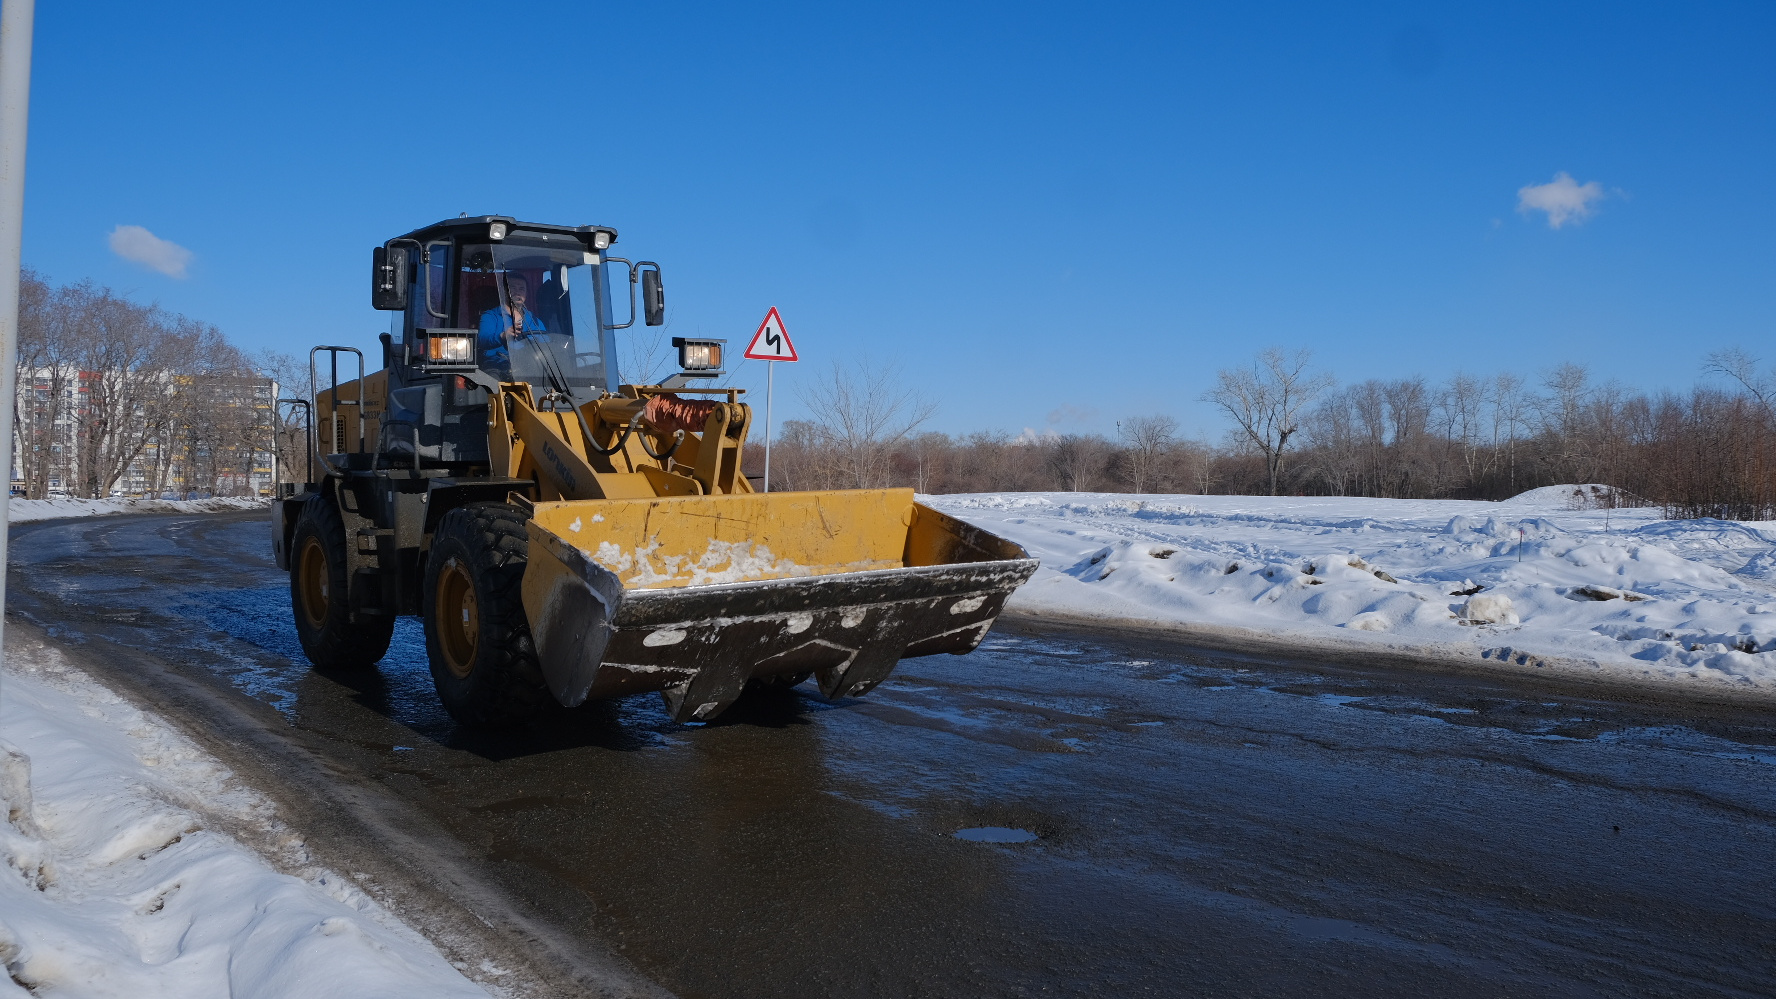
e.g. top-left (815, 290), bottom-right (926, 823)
top-left (455, 245), bottom-right (500, 331)
top-left (425, 242), bottom-right (452, 322)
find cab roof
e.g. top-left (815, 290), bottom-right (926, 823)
top-left (393, 216), bottom-right (618, 248)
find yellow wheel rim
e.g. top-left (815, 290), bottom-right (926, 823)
top-left (435, 557), bottom-right (479, 679)
top-left (297, 535), bottom-right (330, 631)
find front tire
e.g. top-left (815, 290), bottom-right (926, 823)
top-left (289, 494), bottom-right (394, 670)
top-left (423, 504), bottom-right (550, 728)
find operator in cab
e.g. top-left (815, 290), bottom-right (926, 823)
top-left (478, 273), bottom-right (546, 368)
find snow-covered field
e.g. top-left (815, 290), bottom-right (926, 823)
top-left (0, 641), bottom-right (491, 999)
top-left (927, 486), bottom-right (1776, 695)
top-left (7, 497), bottom-right (268, 523)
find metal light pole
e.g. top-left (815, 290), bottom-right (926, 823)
top-left (0, 0), bottom-right (35, 691)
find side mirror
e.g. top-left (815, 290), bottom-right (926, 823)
top-left (641, 266), bottom-right (665, 326)
top-left (371, 245), bottom-right (409, 311)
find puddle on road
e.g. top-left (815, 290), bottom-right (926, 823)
top-left (175, 584), bottom-right (448, 732)
top-left (954, 826), bottom-right (1039, 844)
top-left (985, 629), bottom-right (1776, 768)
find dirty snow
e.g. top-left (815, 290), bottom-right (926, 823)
top-left (589, 537), bottom-right (891, 589)
top-left (7, 497), bottom-right (267, 523)
top-left (0, 641), bottom-right (491, 998)
top-left (926, 488), bottom-right (1776, 695)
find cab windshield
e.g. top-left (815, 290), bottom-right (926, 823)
top-left (457, 242), bottom-right (611, 394)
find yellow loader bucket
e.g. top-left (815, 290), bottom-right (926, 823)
top-left (519, 488), bottom-right (1038, 722)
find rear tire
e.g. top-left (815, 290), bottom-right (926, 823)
top-left (289, 494), bottom-right (394, 670)
top-left (423, 503), bottom-right (551, 728)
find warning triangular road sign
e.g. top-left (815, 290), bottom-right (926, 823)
top-left (744, 307), bottom-right (798, 361)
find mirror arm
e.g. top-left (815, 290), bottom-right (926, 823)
top-left (604, 256), bottom-right (636, 329)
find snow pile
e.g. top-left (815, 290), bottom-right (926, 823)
top-left (1496, 483), bottom-right (1645, 510)
top-left (0, 643), bottom-right (490, 999)
top-left (8, 497), bottom-right (268, 523)
top-left (925, 490), bottom-right (1776, 693)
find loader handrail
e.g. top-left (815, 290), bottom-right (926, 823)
top-left (308, 346), bottom-right (365, 477)
top-left (275, 398), bottom-right (312, 485)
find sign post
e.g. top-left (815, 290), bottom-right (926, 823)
top-left (742, 307), bottom-right (797, 492)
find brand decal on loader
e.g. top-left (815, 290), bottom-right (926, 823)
top-left (539, 440), bottom-right (578, 493)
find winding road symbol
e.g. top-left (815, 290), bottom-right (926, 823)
top-left (744, 307), bottom-right (798, 361)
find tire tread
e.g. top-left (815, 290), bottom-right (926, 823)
top-left (290, 493), bottom-right (393, 669)
top-left (423, 503), bottom-right (549, 728)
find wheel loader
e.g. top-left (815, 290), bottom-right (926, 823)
top-left (271, 216), bottom-right (1038, 727)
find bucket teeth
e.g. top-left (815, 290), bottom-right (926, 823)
top-left (815, 616), bottom-right (924, 700)
top-left (654, 630), bottom-right (758, 723)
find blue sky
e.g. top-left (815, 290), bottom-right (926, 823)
top-left (19, 1), bottom-right (1775, 438)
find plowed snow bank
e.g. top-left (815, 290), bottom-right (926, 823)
top-left (0, 641), bottom-right (490, 998)
top-left (8, 497), bottom-right (268, 523)
top-left (927, 490), bottom-right (1776, 694)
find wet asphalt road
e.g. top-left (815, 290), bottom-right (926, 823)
top-left (6, 511), bottom-right (1776, 998)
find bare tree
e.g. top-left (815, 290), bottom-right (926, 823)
top-left (1117, 414), bottom-right (1178, 493)
top-left (1705, 347), bottom-right (1775, 417)
top-left (1303, 391), bottom-right (1359, 495)
top-left (902, 431), bottom-right (949, 493)
top-left (763, 418), bottom-right (826, 490)
top-left (946, 430), bottom-right (1045, 493)
top-left (1538, 362), bottom-right (1591, 483)
top-left (621, 325), bottom-right (673, 387)
top-left (1438, 372), bottom-right (1489, 492)
top-left (1489, 373), bottom-right (1529, 494)
top-left (67, 286), bottom-right (172, 497)
top-left (1202, 348), bottom-right (1331, 495)
top-left (796, 360), bottom-right (936, 489)
top-left (1153, 437), bottom-right (1215, 494)
top-left (1043, 433), bottom-right (1111, 491)
top-left (13, 270), bottom-right (76, 498)
top-left (257, 349), bottom-right (311, 485)
top-left (1382, 377), bottom-right (1433, 495)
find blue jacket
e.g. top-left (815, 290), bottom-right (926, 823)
top-left (478, 307), bottom-right (547, 361)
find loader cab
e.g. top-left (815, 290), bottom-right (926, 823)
top-left (371, 217), bottom-right (650, 465)
top-left (387, 218), bottom-right (626, 396)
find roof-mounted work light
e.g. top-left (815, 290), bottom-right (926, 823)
top-left (488, 222), bottom-right (508, 240)
top-left (591, 230), bottom-right (612, 250)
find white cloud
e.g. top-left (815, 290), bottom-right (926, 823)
top-left (107, 225), bottom-right (192, 278)
top-left (1045, 403), bottom-right (1097, 426)
top-left (1516, 172), bottom-right (1605, 229)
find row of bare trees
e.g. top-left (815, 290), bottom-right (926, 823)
top-left (752, 350), bottom-right (1776, 521)
top-left (1262, 349), bottom-right (1776, 519)
top-left (13, 270), bottom-right (275, 499)
top-left (755, 362), bottom-right (1217, 495)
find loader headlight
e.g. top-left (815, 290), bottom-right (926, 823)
top-left (591, 230), bottom-right (612, 249)
top-left (672, 337), bottom-right (724, 372)
top-left (428, 335), bottom-right (474, 364)
top-left (489, 222), bottom-right (507, 240)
